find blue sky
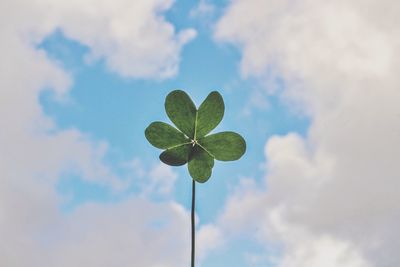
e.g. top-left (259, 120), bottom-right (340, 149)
top-left (3, 0), bottom-right (398, 266)
top-left (39, 1), bottom-right (307, 221)
top-left (35, 2), bottom-right (308, 265)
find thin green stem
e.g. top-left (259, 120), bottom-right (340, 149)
top-left (191, 179), bottom-right (196, 267)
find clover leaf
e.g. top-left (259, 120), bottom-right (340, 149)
top-left (145, 90), bottom-right (246, 183)
top-left (145, 90), bottom-right (246, 267)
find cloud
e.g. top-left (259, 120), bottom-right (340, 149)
top-left (0, 0), bottom-right (194, 266)
top-left (215, 0), bottom-right (400, 266)
top-left (6, 0), bottom-right (196, 79)
top-left (47, 199), bottom-right (190, 267)
top-left (147, 163), bottom-right (178, 196)
top-left (197, 224), bottom-right (223, 261)
top-left (54, 0), bottom-right (196, 78)
top-left (124, 159), bottom-right (178, 197)
top-left (1, 194), bottom-right (190, 267)
top-left (189, 0), bottom-right (216, 20)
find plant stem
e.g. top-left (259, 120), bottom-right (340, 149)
top-left (191, 179), bottom-right (196, 267)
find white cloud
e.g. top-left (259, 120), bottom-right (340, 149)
top-left (48, 199), bottom-right (189, 267)
top-left (197, 224), bottom-right (223, 262)
top-left (276, 233), bottom-right (373, 267)
top-left (189, 0), bottom-right (216, 20)
top-left (215, 0), bottom-right (400, 266)
top-left (54, 0), bottom-right (196, 78)
top-left (0, 0), bottom-right (194, 266)
top-left (1, 195), bottom-right (190, 267)
top-left (147, 163), bottom-right (178, 195)
top-left (5, 0), bottom-right (196, 79)
top-left (128, 160), bottom-right (178, 197)
top-left (122, 159), bottom-right (179, 197)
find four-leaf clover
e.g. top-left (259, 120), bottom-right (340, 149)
top-left (145, 90), bottom-right (246, 183)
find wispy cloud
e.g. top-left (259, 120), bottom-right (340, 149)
top-left (215, 0), bottom-right (400, 266)
top-left (189, 0), bottom-right (216, 20)
top-left (0, 0), bottom-right (194, 266)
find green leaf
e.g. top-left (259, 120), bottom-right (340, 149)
top-left (145, 90), bottom-right (247, 184)
top-left (188, 145), bottom-right (214, 183)
top-left (160, 144), bottom-right (192, 166)
top-left (199, 131), bottom-right (246, 161)
top-left (165, 90), bottom-right (197, 139)
top-left (196, 91), bottom-right (224, 139)
top-left (145, 121), bottom-right (189, 149)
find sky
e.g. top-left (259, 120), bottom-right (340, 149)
top-left (1, 0), bottom-right (399, 266)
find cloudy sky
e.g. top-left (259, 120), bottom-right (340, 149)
top-left (1, 0), bottom-right (399, 266)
